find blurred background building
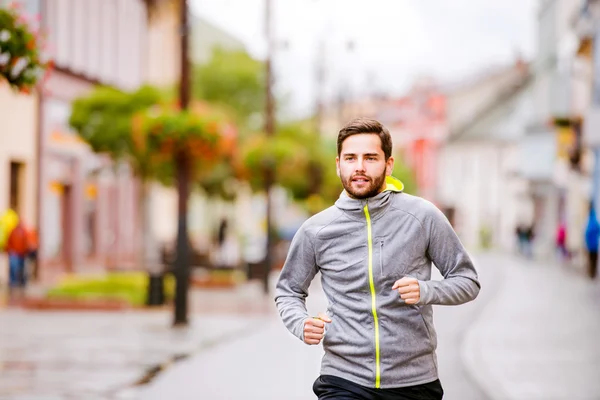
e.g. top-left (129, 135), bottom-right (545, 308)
top-left (38, 0), bottom-right (146, 279)
top-left (1, 0), bottom-right (600, 283)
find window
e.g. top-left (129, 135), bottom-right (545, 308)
top-left (9, 161), bottom-right (24, 213)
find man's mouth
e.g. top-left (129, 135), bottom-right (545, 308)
top-left (352, 176), bottom-right (370, 183)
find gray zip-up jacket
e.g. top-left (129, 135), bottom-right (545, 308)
top-left (274, 177), bottom-right (480, 389)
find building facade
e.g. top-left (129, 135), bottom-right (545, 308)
top-left (0, 0), bottom-right (42, 284)
top-left (525, 0), bottom-right (589, 261)
top-left (437, 61), bottom-right (533, 250)
top-left (37, 0), bottom-right (148, 278)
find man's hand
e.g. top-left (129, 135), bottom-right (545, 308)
top-left (392, 277), bottom-right (421, 305)
top-left (303, 312), bottom-right (331, 345)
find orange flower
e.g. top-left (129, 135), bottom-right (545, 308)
top-left (206, 121), bottom-right (219, 135)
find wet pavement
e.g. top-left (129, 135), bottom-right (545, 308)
top-left (141, 253), bottom-right (494, 400)
top-left (0, 282), bottom-right (271, 400)
top-left (141, 252), bottom-right (600, 400)
top-left (0, 252), bottom-right (598, 399)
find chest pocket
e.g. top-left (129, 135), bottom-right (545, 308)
top-left (374, 236), bottom-right (420, 279)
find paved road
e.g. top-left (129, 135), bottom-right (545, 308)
top-left (141, 259), bottom-right (493, 400)
top-left (2, 251), bottom-right (597, 399)
top-left (463, 253), bottom-right (600, 400)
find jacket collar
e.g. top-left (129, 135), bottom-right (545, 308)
top-left (335, 176), bottom-right (404, 221)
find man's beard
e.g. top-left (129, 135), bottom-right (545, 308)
top-left (341, 171), bottom-right (387, 199)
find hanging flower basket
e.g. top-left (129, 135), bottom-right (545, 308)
top-left (133, 104), bottom-right (234, 169)
top-left (0, 3), bottom-right (50, 92)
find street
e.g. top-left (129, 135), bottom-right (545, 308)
top-left (1, 251), bottom-right (599, 400)
top-left (140, 253), bottom-right (500, 400)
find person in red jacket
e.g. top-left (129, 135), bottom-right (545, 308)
top-left (6, 221), bottom-right (30, 288)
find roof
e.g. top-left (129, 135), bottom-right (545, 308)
top-left (443, 58), bottom-right (532, 143)
top-left (448, 69), bottom-right (533, 143)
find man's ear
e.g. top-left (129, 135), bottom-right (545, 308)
top-left (386, 156), bottom-right (395, 176)
top-left (336, 157), bottom-right (340, 177)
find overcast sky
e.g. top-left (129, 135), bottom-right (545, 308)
top-left (190, 0), bottom-right (538, 118)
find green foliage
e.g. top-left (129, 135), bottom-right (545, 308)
top-left (313, 138), bottom-right (343, 205)
top-left (136, 104), bottom-right (237, 188)
top-left (70, 82), bottom-right (237, 191)
top-left (196, 159), bottom-right (238, 200)
top-left (241, 122), bottom-right (315, 199)
top-left (391, 158), bottom-right (417, 194)
top-left (192, 48), bottom-right (272, 198)
top-left (193, 48), bottom-right (265, 128)
top-left (0, 4), bottom-right (49, 91)
top-left (46, 272), bottom-right (175, 307)
top-left (69, 85), bottom-right (163, 179)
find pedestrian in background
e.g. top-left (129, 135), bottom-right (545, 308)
top-left (515, 223), bottom-right (526, 256)
top-left (5, 219), bottom-right (30, 290)
top-left (584, 202), bottom-right (599, 279)
top-left (556, 222), bottom-right (569, 261)
top-left (275, 118), bottom-right (480, 400)
top-left (524, 224), bottom-right (535, 259)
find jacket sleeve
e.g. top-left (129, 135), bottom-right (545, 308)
top-left (417, 203), bottom-right (480, 306)
top-left (274, 224), bottom-right (319, 342)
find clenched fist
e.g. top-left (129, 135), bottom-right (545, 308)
top-left (303, 312), bottom-right (331, 345)
top-left (392, 277), bottom-right (421, 305)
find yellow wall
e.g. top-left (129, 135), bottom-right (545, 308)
top-left (0, 85), bottom-right (38, 226)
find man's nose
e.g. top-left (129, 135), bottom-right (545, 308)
top-left (355, 157), bottom-right (366, 172)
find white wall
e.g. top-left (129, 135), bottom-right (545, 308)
top-left (44, 0), bottom-right (147, 90)
top-left (438, 141), bottom-right (528, 251)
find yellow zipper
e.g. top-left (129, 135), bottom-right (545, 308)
top-left (364, 203), bottom-right (381, 388)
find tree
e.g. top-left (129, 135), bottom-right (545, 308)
top-left (191, 48), bottom-right (265, 200)
top-left (70, 83), bottom-right (235, 273)
top-left (137, 103), bottom-right (233, 321)
top-left (193, 48), bottom-right (265, 129)
top-left (240, 122), bottom-right (313, 198)
top-left (69, 85), bottom-right (164, 273)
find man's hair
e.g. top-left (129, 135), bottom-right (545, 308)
top-left (337, 117), bottom-right (393, 160)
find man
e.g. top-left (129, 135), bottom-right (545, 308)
top-left (275, 118), bottom-right (480, 399)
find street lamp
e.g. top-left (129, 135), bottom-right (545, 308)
top-left (173, 0), bottom-right (191, 326)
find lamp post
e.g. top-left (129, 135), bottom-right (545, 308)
top-left (173, 0), bottom-right (191, 326)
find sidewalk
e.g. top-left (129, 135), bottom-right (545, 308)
top-left (0, 279), bottom-right (274, 400)
top-left (463, 252), bottom-right (600, 400)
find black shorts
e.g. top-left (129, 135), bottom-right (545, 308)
top-left (313, 375), bottom-right (444, 400)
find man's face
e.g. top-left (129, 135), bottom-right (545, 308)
top-left (336, 134), bottom-right (394, 199)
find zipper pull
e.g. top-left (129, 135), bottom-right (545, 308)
top-left (380, 241), bottom-right (384, 275)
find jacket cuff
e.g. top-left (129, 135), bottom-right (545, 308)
top-left (296, 317), bottom-right (308, 343)
top-left (417, 280), bottom-right (432, 305)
